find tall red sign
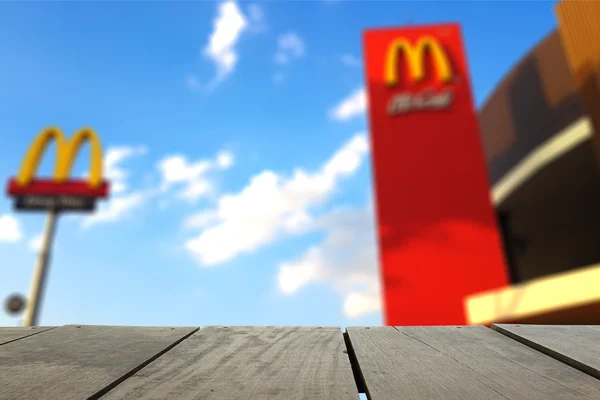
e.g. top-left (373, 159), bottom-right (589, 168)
top-left (363, 23), bottom-right (509, 325)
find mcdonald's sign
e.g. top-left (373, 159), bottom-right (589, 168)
top-left (6, 127), bottom-right (110, 212)
top-left (363, 24), bottom-right (509, 326)
top-left (382, 36), bottom-right (455, 115)
top-left (384, 36), bottom-right (453, 87)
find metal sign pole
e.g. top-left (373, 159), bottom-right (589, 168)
top-left (8, 127), bottom-right (109, 327)
top-left (22, 208), bottom-right (59, 327)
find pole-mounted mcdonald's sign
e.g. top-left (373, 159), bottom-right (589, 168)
top-left (5, 126), bottom-right (111, 326)
top-left (6, 127), bottom-right (110, 212)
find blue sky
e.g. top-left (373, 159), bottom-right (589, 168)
top-left (0, 1), bottom-right (558, 327)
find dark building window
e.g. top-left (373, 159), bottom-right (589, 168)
top-left (496, 211), bottom-right (521, 284)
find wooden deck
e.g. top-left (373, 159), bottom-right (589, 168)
top-left (0, 325), bottom-right (599, 399)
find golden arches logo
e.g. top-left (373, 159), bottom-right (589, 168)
top-left (384, 36), bottom-right (453, 87)
top-left (16, 127), bottom-right (104, 188)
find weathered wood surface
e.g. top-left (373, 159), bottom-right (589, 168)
top-left (493, 324), bottom-right (600, 379)
top-left (0, 325), bottom-right (198, 400)
top-left (102, 326), bottom-right (359, 400)
top-left (2, 324), bottom-right (600, 399)
top-left (0, 326), bottom-right (55, 346)
top-left (346, 326), bottom-right (600, 400)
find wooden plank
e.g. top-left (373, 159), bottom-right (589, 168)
top-left (0, 326), bottom-right (55, 346)
top-left (0, 325), bottom-right (198, 400)
top-left (346, 326), bottom-right (600, 400)
top-left (102, 326), bottom-right (359, 400)
top-left (493, 324), bottom-right (600, 379)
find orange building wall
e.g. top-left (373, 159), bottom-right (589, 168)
top-left (556, 0), bottom-right (600, 166)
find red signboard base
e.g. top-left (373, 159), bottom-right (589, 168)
top-left (363, 23), bottom-right (509, 325)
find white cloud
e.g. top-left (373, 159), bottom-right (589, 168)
top-left (216, 151), bottom-right (234, 169)
top-left (79, 143), bottom-right (234, 228)
top-left (278, 248), bottom-right (323, 294)
top-left (277, 205), bottom-right (381, 319)
top-left (274, 32), bottom-right (305, 65)
top-left (202, 1), bottom-right (249, 89)
top-left (0, 215), bottom-right (22, 242)
top-left (246, 3), bottom-right (266, 33)
top-left (330, 87), bottom-right (367, 121)
top-left (184, 133), bottom-right (369, 266)
top-left (340, 54), bottom-right (361, 67)
top-left (28, 233), bottom-right (43, 252)
top-left (184, 210), bottom-right (221, 229)
top-left (191, 2), bottom-right (267, 91)
top-left (82, 146), bottom-right (146, 194)
top-left (82, 192), bottom-right (146, 229)
top-left (158, 150), bottom-right (234, 203)
top-left (104, 146), bottom-right (147, 194)
top-left (272, 31), bottom-right (304, 83)
top-left (344, 291), bottom-right (381, 318)
top-left (80, 145), bottom-right (148, 229)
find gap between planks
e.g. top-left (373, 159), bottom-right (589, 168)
top-left (492, 324), bottom-right (600, 380)
top-left (343, 325), bottom-right (600, 400)
top-left (89, 327), bottom-right (200, 399)
top-left (343, 330), bottom-right (368, 395)
top-left (0, 326), bottom-right (57, 347)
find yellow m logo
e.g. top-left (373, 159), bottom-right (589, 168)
top-left (384, 36), bottom-right (453, 87)
top-left (16, 127), bottom-right (104, 188)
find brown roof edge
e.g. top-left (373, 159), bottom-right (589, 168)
top-left (477, 29), bottom-right (561, 115)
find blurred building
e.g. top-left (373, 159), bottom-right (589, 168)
top-left (467, 7), bottom-right (600, 324)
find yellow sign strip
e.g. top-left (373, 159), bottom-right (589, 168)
top-left (465, 262), bottom-right (600, 325)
